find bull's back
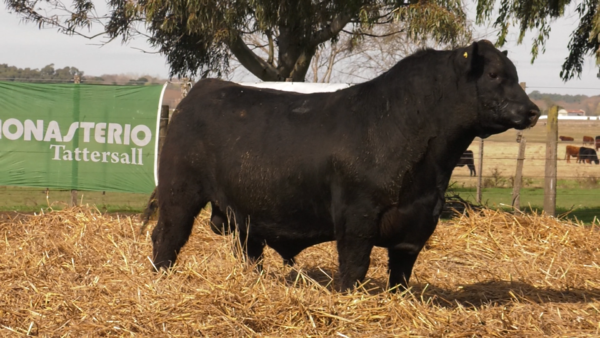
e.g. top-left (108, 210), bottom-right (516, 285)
top-left (166, 80), bottom-right (358, 216)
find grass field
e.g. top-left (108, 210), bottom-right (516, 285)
top-left (0, 186), bottom-right (148, 213)
top-left (447, 186), bottom-right (600, 223)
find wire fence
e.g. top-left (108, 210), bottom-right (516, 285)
top-left (0, 78), bottom-right (189, 84)
top-left (1, 78), bottom-right (599, 213)
top-left (1, 78), bottom-right (599, 89)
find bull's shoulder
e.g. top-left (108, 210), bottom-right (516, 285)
top-left (190, 78), bottom-right (240, 93)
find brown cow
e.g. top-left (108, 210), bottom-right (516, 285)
top-left (559, 136), bottom-right (574, 141)
top-left (565, 145), bottom-right (581, 163)
top-left (596, 136), bottom-right (600, 151)
top-left (583, 136), bottom-right (594, 145)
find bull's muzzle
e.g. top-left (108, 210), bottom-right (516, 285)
top-left (527, 108), bottom-right (541, 127)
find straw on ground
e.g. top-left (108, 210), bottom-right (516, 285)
top-left (1, 206), bottom-right (599, 336)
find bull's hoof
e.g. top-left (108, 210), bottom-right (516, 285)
top-left (151, 258), bottom-right (174, 272)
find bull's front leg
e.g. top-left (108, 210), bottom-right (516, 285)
top-left (386, 195), bottom-right (442, 290)
top-left (152, 189), bottom-right (206, 271)
top-left (387, 245), bottom-right (423, 290)
top-left (334, 203), bottom-right (378, 292)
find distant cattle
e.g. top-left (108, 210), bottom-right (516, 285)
top-left (150, 40), bottom-right (540, 291)
top-left (455, 150), bottom-right (476, 176)
top-left (596, 136), bottom-right (600, 151)
top-left (559, 136), bottom-right (574, 141)
top-left (565, 145), bottom-right (581, 163)
top-left (583, 136), bottom-right (594, 145)
top-left (578, 147), bottom-right (599, 164)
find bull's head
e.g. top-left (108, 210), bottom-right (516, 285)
top-left (459, 40), bottom-right (540, 138)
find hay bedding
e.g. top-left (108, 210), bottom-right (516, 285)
top-left (1, 207), bottom-right (599, 337)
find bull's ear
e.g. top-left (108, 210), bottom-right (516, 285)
top-left (456, 41), bottom-right (484, 78)
top-left (502, 50), bottom-right (508, 56)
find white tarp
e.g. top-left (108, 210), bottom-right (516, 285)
top-left (538, 115), bottom-right (600, 120)
top-left (239, 82), bottom-right (351, 93)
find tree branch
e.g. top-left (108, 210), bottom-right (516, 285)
top-left (309, 12), bottom-right (353, 47)
top-left (341, 28), bottom-right (406, 38)
top-left (289, 48), bottom-right (314, 81)
top-left (130, 46), bottom-right (161, 54)
top-left (266, 30), bottom-right (275, 67)
top-left (226, 33), bottom-right (280, 81)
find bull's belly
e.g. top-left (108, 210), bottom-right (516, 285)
top-left (245, 213), bottom-right (335, 256)
top-left (249, 216), bottom-right (335, 243)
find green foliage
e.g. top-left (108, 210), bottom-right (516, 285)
top-left (5, 0), bottom-right (471, 81)
top-left (475, 0), bottom-right (600, 81)
top-left (129, 0), bottom-right (471, 79)
top-left (7, 0), bottom-right (600, 82)
top-left (0, 63), bottom-right (84, 83)
top-left (393, 1), bottom-right (470, 47)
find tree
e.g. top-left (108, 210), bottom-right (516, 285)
top-left (5, 0), bottom-right (470, 81)
top-left (0, 63), bottom-right (84, 82)
top-left (9, 1), bottom-right (598, 82)
top-left (305, 20), bottom-right (473, 83)
top-left (475, 0), bottom-right (600, 81)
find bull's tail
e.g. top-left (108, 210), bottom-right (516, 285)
top-left (140, 187), bottom-right (159, 234)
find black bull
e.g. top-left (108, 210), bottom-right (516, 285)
top-left (578, 147), bottom-right (599, 164)
top-left (455, 150), bottom-right (476, 176)
top-left (150, 41), bottom-right (540, 291)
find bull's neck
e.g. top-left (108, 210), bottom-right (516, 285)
top-left (351, 52), bottom-right (481, 174)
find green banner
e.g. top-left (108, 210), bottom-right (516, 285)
top-left (0, 82), bottom-right (166, 193)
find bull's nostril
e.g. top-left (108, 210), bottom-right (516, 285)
top-left (529, 110), bottom-right (540, 117)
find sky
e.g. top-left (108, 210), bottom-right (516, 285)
top-left (0, 5), bottom-right (599, 96)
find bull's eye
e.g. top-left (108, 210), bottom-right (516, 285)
top-left (489, 72), bottom-right (498, 79)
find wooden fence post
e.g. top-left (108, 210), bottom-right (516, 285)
top-left (544, 105), bottom-right (558, 216)
top-left (512, 133), bottom-right (526, 211)
top-left (511, 82), bottom-right (527, 211)
top-left (476, 137), bottom-right (484, 204)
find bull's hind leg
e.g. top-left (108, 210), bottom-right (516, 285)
top-left (151, 188), bottom-right (206, 271)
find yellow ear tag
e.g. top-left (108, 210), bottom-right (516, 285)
top-left (463, 52), bottom-right (468, 58)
